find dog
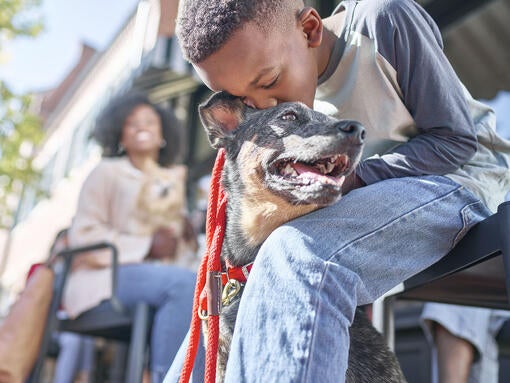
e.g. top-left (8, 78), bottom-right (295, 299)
top-left (136, 160), bottom-right (199, 268)
top-left (198, 92), bottom-right (407, 382)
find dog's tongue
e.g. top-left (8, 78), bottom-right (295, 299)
top-left (293, 162), bottom-right (321, 176)
top-left (293, 163), bottom-right (345, 186)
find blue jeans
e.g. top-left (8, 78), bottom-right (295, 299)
top-left (53, 332), bottom-right (95, 383)
top-left (163, 329), bottom-right (205, 383)
top-left (116, 263), bottom-right (196, 383)
top-left (223, 176), bottom-right (491, 383)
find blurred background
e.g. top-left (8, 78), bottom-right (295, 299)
top-left (0, 0), bottom-right (509, 381)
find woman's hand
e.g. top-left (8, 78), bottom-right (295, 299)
top-left (182, 216), bottom-right (199, 252)
top-left (71, 253), bottom-right (111, 270)
top-left (147, 227), bottom-right (179, 261)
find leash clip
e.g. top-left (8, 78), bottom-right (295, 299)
top-left (222, 279), bottom-right (242, 306)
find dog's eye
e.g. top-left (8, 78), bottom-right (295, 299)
top-left (281, 112), bottom-right (297, 121)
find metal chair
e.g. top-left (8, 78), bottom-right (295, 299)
top-left (497, 319), bottom-right (510, 355)
top-left (374, 201), bottom-right (510, 348)
top-left (27, 242), bottom-right (153, 383)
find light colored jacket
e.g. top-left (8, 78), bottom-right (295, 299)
top-left (63, 157), bottom-right (196, 317)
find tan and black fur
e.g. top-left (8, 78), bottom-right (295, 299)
top-left (199, 92), bottom-right (407, 382)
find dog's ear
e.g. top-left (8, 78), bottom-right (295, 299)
top-left (199, 92), bottom-right (245, 149)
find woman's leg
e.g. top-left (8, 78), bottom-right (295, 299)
top-left (115, 264), bottom-right (196, 383)
top-left (53, 332), bottom-right (84, 383)
top-left (75, 336), bottom-right (95, 383)
top-left (224, 176), bottom-right (491, 383)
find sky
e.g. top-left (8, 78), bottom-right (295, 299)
top-left (0, 0), bottom-right (140, 94)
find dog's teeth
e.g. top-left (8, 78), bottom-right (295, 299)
top-left (282, 163), bottom-right (298, 177)
top-left (325, 162), bottom-right (335, 173)
top-left (329, 155), bottom-right (339, 164)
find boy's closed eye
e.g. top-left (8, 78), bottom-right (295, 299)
top-left (261, 74), bottom-right (279, 90)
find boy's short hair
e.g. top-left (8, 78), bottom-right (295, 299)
top-left (176, 0), bottom-right (304, 64)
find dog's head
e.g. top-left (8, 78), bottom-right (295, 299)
top-left (199, 92), bottom-right (365, 248)
top-left (200, 92), bottom-right (364, 204)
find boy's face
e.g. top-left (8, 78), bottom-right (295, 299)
top-left (194, 17), bottom-right (321, 111)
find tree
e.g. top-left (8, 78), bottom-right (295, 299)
top-left (0, 0), bottom-right (44, 228)
top-left (0, 84), bottom-right (43, 228)
top-left (0, 0), bottom-right (43, 45)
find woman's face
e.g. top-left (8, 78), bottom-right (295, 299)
top-left (120, 104), bottom-right (163, 158)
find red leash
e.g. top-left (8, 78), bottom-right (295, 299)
top-left (180, 149), bottom-right (227, 383)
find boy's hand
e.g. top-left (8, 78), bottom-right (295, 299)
top-left (342, 173), bottom-right (365, 195)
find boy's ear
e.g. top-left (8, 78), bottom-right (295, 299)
top-left (199, 92), bottom-right (246, 149)
top-left (299, 7), bottom-right (323, 48)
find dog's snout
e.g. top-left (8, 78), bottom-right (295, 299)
top-left (337, 121), bottom-right (365, 144)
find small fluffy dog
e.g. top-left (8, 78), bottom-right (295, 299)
top-left (136, 161), bottom-right (198, 268)
top-left (198, 92), bottom-right (407, 382)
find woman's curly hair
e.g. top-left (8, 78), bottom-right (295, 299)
top-left (92, 92), bottom-right (182, 167)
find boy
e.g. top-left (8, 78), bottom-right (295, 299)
top-left (176, 0), bottom-right (510, 382)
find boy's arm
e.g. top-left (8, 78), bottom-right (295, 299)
top-left (356, 0), bottom-right (477, 185)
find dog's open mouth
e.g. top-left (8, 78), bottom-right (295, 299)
top-left (271, 154), bottom-right (350, 187)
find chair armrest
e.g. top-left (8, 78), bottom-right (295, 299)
top-left (54, 242), bottom-right (123, 314)
top-left (498, 201), bottom-right (510, 300)
top-left (401, 201), bottom-right (510, 295)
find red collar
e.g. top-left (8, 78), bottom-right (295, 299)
top-left (221, 262), bottom-right (253, 286)
top-left (199, 262), bottom-right (254, 319)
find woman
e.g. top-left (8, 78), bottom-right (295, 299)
top-left (63, 92), bottom-right (197, 383)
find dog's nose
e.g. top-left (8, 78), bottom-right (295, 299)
top-left (337, 120), bottom-right (366, 144)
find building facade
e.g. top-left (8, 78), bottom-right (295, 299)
top-left (0, 0), bottom-right (213, 306)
